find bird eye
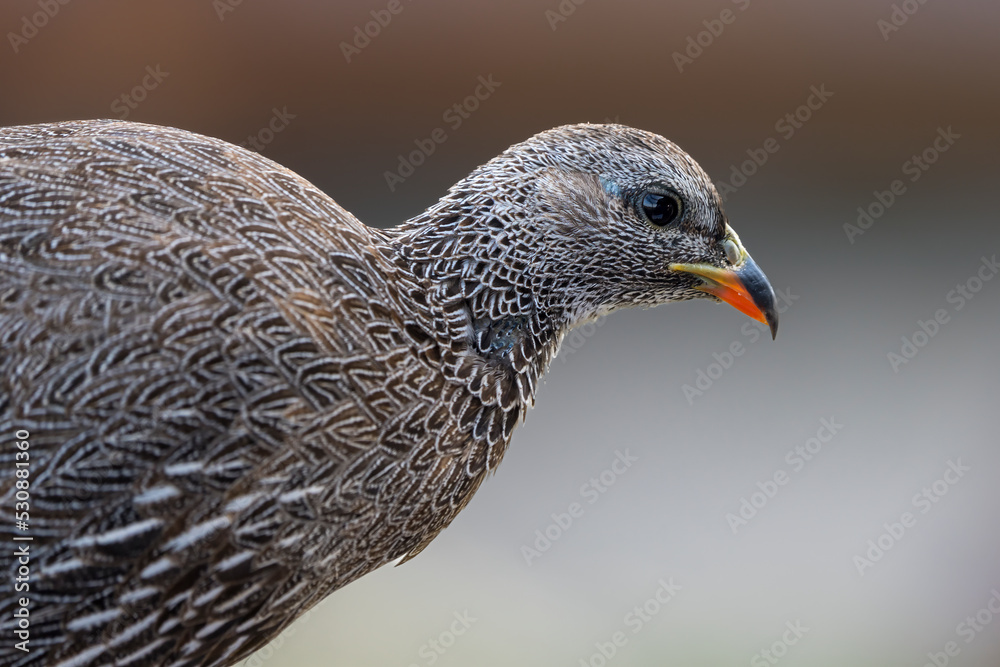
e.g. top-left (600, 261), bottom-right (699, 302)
top-left (723, 238), bottom-right (742, 265)
top-left (638, 190), bottom-right (682, 227)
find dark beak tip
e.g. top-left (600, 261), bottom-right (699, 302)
top-left (739, 256), bottom-right (779, 341)
top-left (764, 286), bottom-right (779, 340)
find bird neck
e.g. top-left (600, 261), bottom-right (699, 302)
top-left (388, 194), bottom-right (575, 408)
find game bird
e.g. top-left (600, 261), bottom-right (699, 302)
top-left (0, 120), bottom-right (777, 666)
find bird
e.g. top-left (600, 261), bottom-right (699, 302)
top-left (0, 119), bottom-right (777, 667)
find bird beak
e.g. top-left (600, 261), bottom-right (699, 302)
top-left (669, 254), bottom-right (779, 339)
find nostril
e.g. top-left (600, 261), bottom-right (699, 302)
top-left (723, 238), bottom-right (742, 265)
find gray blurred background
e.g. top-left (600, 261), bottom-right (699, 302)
top-left (2, 0), bottom-right (998, 665)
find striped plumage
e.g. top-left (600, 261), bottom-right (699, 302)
top-left (0, 120), bottom-right (776, 666)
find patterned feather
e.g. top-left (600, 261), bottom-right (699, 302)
top-left (0, 119), bottom-right (769, 666)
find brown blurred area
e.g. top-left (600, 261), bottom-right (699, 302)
top-left (3, 3), bottom-right (1000, 666)
top-left (1, 0), bottom-right (997, 224)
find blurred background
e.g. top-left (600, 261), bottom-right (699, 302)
top-left (2, 1), bottom-right (998, 665)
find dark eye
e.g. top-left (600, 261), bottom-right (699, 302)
top-left (638, 190), bottom-right (682, 227)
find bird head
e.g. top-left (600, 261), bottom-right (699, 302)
top-left (399, 123), bottom-right (778, 341)
top-left (462, 123), bottom-right (778, 339)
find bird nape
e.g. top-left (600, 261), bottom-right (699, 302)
top-left (0, 120), bottom-right (777, 666)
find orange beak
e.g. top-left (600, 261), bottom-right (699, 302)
top-left (669, 255), bottom-right (779, 339)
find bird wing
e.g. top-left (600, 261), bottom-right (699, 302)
top-left (0, 120), bottom-right (489, 666)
